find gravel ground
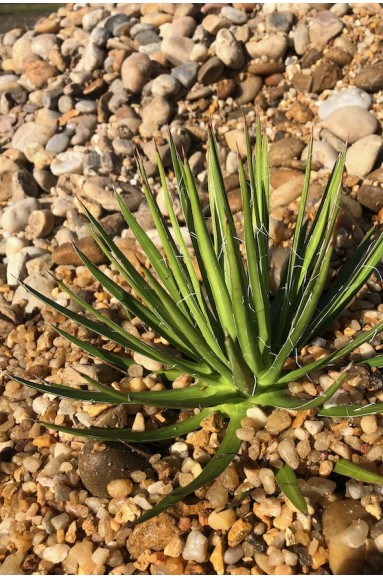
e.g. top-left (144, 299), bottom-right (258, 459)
top-left (1, 2), bottom-right (383, 575)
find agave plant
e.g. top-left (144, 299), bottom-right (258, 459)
top-left (14, 122), bottom-right (383, 523)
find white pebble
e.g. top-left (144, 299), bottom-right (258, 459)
top-left (42, 544), bottom-right (70, 563)
top-left (224, 546), bottom-right (244, 565)
top-left (341, 519), bottom-right (369, 548)
top-left (305, 420), bottom-right (324, 436)
top-left (170, 441), bottom-right (189, 458)
top-left (182, 530), bottom-right (208, 563)
top-left (246, 406), bottom-right (267, 429)
top-left (23, 456), bottom-right (41, 473)
top-left (91, 547), bottom-right (109, 565)
top-left (307, 476), bottom-right (337, 496)
top-left (259, 468), bottom-right (276, 494)
top-left (147, 480), bottom-right (173, 495)
top-left (278, 438), bottom-right (300, 469)
top-left (258, 497), bottom-right (281, 518)
top-left (51, 512), bottom-right (70, 530)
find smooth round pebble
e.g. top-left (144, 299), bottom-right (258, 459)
top-left (345, 134), bottom-right (382, 177)
top-left (324, 106), bottom-right (378, 144)
top-left (151, 74), bottom-right (180, 97)
top-left (107, 478), bottom-right (134, 498)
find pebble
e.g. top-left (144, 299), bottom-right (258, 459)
top-left (356, 185), bottom-right (383, 213)
top-left (311, 61), bottom-right (341, 94)
top-left (324, 106), bottom-right (378, 144)
top-left (151, 74), bottom-right (180, 97)
top-left (78, 441), bottom-right (149, 498)
top-left (269, 137), bottom-right (305, 168)
top-left (46, 132), bottom-right (71, 154)
top-left (171, 61), bottom-right (198, 88)
top-left (127, 513), bottom-right (180, 559)
top-left (354, 62), bottom-right (383, 93)
top-left (26, 209), bottom-right (55, 239)
top-left (270, 175), bottom-right (305, 209)
top-left (345, 134), bottom-right (382, 177)
top-left (1, 197), bottom-right (40, 233)
top-left (341, 519), bottom-right (369, 548)
top-left (140, 97), bottom-right (174, 136)
top-left (161, 36), bottom-right (195, 66)
top-left (309, 10), bottom-right (344, 49)
top-left (106, 478), bottom-right (134, 499)
top-left (301, 140), bottom-right (338, 170)
top-left (51, 512), bottom-right (71, 530)
top-left (360, 415), bottom-right (377, 434)
top-left (121, 52), bottom-right (151, 94)
top-left (246, 34), bottom-right (288, 60)
top-left (215, 29), bottom-right (245, 69)
top-left (234, 76), bottom-right (263, 105)
top-left (318, 87), bottom-right (372, 120)
top-left (224, 546), bottom-right (244, 565)
top-left (51, 151), bottom-right (84, 176)
top-left (221, 6), bottom-right (247, 24)
top-left (265, 409), bottom-right (292, 435)
top-left (43, 544), bottom-right (70, 563)
top-left (171, 16), bottom-right (197, 37)
top-left (278, 438), bottom-right (299, 469)
top-left (198, 56), bottom-right (224, 85)
top-left (208, 508), bottom-right (237, 531)
top-left (12, 122), bottom-right (56, 153)
top-left (182, 530), bottom-right (208, 563)
top-left (52, 236), bottom-right (107, 266)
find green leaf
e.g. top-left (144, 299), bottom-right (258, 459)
top-left (136, 404), bottom-right (245, 523)
top-left (22, 278), bottom-right (213, 377)
top-left (80, 373), bottom-right (243, 409)
top-left (52, 324), bottom-right (133, 371)
top-left (363, 355), bottom-right (383, 368)
top-left (10, 375), bottom-right (129, 404)
top-left (334, 458), bottom-right (383, 485)
top-left (319, 402), bottom-right (383, 417)
top-left (41, 407), bottom-right (213, 442)
top-left (275, 464), bottom-right (307, 514)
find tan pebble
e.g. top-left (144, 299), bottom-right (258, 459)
top-left (210, 537), bottom-right (225, 575)
top-left (228, 518), bottom-right (252, 547)
top-left (208, 508), bottom-right (237, 531)
top-left (107, 479), bottom-right (133, 499)
top-left (32, 433), bottom-right (52, 448)
top-left (361, 415), bottom-right (377, 434)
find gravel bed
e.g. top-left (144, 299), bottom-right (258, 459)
top-left (1, 2), bottom-right (383, 575)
